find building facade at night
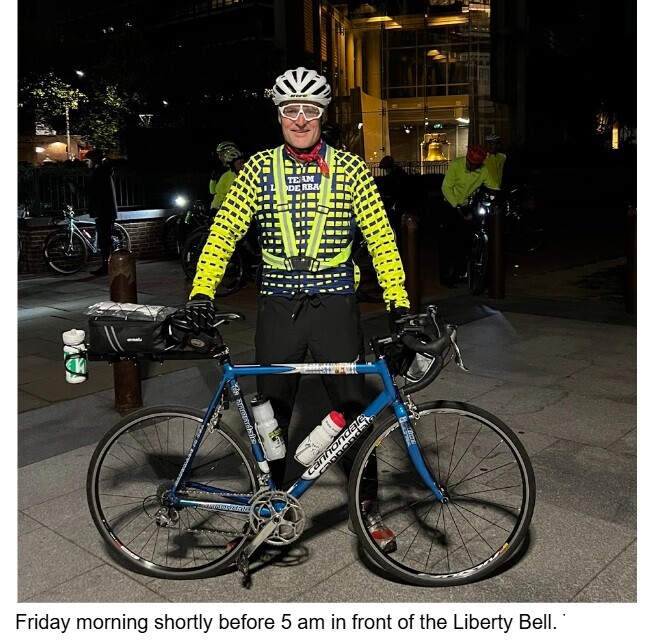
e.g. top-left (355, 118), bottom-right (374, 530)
top-left (19, 0), bottom-right (635, 168)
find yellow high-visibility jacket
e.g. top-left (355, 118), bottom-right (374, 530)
top-left (441, 156), bottom-right (500, 207)
top-left (484, 152), bottom-right (506, 188)
top-left (190, 143), bottom-right (409, 310)
top-left (210, 169), bottom-right (237, 210)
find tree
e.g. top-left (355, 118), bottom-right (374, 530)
top-left (18, 71), bottom-right (87, 158)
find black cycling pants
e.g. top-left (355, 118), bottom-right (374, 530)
top-left (438, 203), bottom-right (473, 282)
top-left (254, 293), bottom-right (377, 499)
top-left (95, 217), bottom-right (115, 263)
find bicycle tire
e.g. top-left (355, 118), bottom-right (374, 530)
top-left (181, 229), bottom-right (244, 296)
top-left (348, 401), bottom-right (535, 587)
top-left (112, 223), bottom-right (132, 252)
top-left (181, 228), bottom-right (209, 281)
top-left (85, 223), bottom-right (132, 272)
top-left (352, 241), bottom-right (383, 303)
top-left (87, 405), bottom-right (259, 580)
top-left (467, 233), bottom-right (489, 295)
top-left (163, 214), bottom-right (185, 258)
top-left (43, 230), bottom-right (88, 274)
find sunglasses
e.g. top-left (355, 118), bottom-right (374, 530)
top-left (278, 104), bottom-right (324, 122)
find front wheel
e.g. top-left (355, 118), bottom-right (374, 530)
top-left (43, 230), bottom-right (88, 274)
top-left (467, 232), bottom-right (489, 295)
top-left (86, 406), bottom-right (259, 579)
top-left (348, 401), bottom-right (536, 587)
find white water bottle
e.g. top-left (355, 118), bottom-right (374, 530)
top-left (251, 395), bottom-right (286, 460)
top-left (63, 329), bottom-right (88, 384)
top-left (294, 411), bottom-right (345, 466)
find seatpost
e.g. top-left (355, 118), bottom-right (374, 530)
top-left (109, 249), bottom-right (143, 412)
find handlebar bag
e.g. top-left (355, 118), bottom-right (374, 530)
top-left (86, 301), bottom-right (176, 358)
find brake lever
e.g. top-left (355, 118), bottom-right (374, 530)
top-left (448, 328), bottom-right (469, 371)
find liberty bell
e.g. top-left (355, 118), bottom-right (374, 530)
top-left (424, 135), bottom-right (447, 161)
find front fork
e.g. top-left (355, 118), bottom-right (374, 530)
top-left (398, 396), bottom-right (447, 503)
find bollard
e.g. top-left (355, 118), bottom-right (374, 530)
top-left (625, 207), bottom-right (637, 314)
top-left (401, 212), bottom-right (421, 312)
top-left (488, 197), bottom-right (505, 299)
top-left (109, 249), bottom-right (143, 412)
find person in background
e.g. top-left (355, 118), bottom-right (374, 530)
top-left (210, 141), bottom-right (246, 214)
top-left (184, 66), bottom-right (410, 553)
top-left (439, 145), bottom-right (499, 287)
top-left (484, 133), bottom-right (506, 188)
top-left (85, 149), bottom-right (117, 277)
top-left (376, 155), bottom-right (409, 247)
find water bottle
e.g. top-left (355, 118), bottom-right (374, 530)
top-left (63, 329), bottom-right (88, 384)
top-left (250, 395), bottom-right (286, 460)
top-left (294, 411), bottom-right (345, 466)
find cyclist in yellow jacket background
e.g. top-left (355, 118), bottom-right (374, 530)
top-left (185, 67), bottom-right (410, 553)
top-left (209, 141), bottom-right (246, 214)
top-left (483, 133), bottom-right (506, 188)
top-left (439, 145), bottom-right (499, 287)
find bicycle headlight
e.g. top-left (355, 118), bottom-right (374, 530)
top-left (174, 195), bottom-right (188, 208)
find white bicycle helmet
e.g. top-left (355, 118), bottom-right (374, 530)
top-left (485, 133), bottom-right (502, 143)
top-left (272, 67), bottom-right (332, 107)
top-left (216, 141), bottom-right (243, 165)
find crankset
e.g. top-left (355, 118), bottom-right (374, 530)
top-left (236, 490), bottom-right (306, 588)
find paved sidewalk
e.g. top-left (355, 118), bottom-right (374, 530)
top-left (17, 253), bottom-right (637, 608)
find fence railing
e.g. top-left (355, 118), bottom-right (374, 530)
top-left (17, 165), bottom-right (210, 217)
top-left (368, 161), bottom-right (448, 177)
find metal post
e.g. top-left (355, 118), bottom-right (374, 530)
top-left (401, 212), bottom-right (421, 313)
top-left (109, 249), bottom-right (143, 412)
top-left (488, 197), bottom-right (505, 299)
top-left (625, 207), bottom-right (637, 314)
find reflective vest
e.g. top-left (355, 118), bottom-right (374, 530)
top-left (261, 146), bottom-right (354, 273)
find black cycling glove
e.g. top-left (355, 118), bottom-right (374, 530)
top-left (388, 303), bottom-right (410, 334)
top-left (184, 295), bottom-right (216, 333)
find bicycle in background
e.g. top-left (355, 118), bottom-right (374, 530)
top-left (163, 196), bottom-right (212, 258)
top-left (42, 204), bottom-right (131, 275)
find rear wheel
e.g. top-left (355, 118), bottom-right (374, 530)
top-left (163, 215), bottom-right (186, 258)
top-left (86, 223), bottom-right (132, 272)
top-left (348, 401), bottom-right (535, 586)
top-left (111, 223), bottom-right (132, 252)
top-left (467, 233), bottom-right (489, 295)
top-left (86, 406), bottom-right (259, 579)
top-left (43, 230), bottom-right (88, 274)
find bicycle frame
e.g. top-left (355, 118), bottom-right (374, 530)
top-left (167, 356), bottom-right (447, 514)
top-left (59, 209), bottom-right (97, 252)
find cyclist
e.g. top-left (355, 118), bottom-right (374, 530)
top-left (439, 145), bottom-right (499, 287)
top-left (210, 141), bottom-right (246, 214)
top-left (484, 133), bottom-right (506, 188)
top-left (85, 148), bottom-right (118, 277)
top-left (186, 66), bottom-right (410, 553)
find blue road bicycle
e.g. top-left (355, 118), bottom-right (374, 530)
top-left (86, 305), bottom-right (535, 587)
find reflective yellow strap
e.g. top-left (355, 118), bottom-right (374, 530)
top-left (272, 147), bottom-right (298, 260)
top-left (264, 145), bottom-right (351, 272)
top-left (304, 147), bottom-right (334, 258)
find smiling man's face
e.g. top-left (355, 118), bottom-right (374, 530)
top-left (279, 101), bottom-right (323, 150)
